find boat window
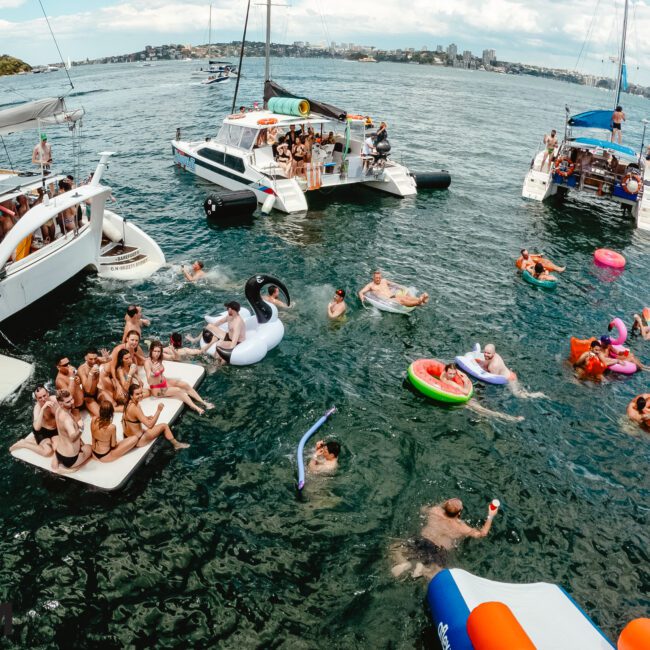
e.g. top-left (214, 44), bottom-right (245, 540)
top-left (216, 124), bottom-right (245, 147)
top-left (224, 154), bottom-right (245, 173)
top-left (197, 148), bottom-right (225, 165)
top-left (238, 128), bottom-right (257, 150)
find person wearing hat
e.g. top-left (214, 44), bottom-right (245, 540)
top-left (32, 133), bottom-right (52, 171)
top-left (205, 301), bottom-right (246, 354)
top-left (327, 288), bottom-right (347, 319)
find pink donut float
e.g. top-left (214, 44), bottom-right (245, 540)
top-left (594, 248), bottom-right (626, 269)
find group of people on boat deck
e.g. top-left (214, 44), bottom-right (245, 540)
top-left (266, 124), bottom-right (337, 178)
top-left (8, 304), bottom-right (220, 472)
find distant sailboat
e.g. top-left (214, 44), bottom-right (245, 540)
top-left (66, 56), bottom-right (72, 70)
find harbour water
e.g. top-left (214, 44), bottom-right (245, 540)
top-left (0, 59), bottom-right (648, 647)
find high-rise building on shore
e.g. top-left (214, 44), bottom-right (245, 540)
top-left (482, 49), bottom-right (496, 66)
top-left (447, 43), bottom-right (457, 60)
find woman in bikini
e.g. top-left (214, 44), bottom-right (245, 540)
top-left (163, 332), bottom-right (205, 361)
top-left (275, 139), bottom-right (293, 178)
top-left (293, 136), bottom-right (307, 177)
top-left (115, 348), bottom-right (148, 404)
top-left (144, 341), bottom-right (212, 414)
top-left (122, 384), bottom-right (189, 450)
top-left (90, 401), bottom-right (139, 462)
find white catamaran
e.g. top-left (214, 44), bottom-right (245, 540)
top-left (172, 0), bottom-right (418, 213)
top-left (522, 0), bottom-right (650, 230)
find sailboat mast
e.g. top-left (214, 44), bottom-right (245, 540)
top-left (614, 0), bottom-right (628, 107)
top-left (264, 0), bottom-right (271, 82)
top-left (208, 4), bottom-right (212, 60)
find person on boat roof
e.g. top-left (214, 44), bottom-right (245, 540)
top-left (611, 106), bottom-right (625, 144)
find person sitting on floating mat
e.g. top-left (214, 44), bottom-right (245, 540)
top-left (308, 439), bottom-right (340, 475)
top-left (516, 249), bottom-right (565, 273)
top-left (440, 363), bottom-right (472, 395)
top-left (358, 270), bottom-right (428, 307)
top-left (631, 310), bottom-right (650, 340)
top-left (391, 498), bottom-right (498, 582)
top-left (626, 394), bottom-right (650, 430)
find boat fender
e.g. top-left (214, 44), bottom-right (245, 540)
top-left (261, 194), bottom-right (276, 215)
top-left (375, 139), bottom-right (391, 155)
top-left (102, 219), bottom-right (123, 243)
top-left (204, 190), bottom-right (257, 219)
top-left (412, 171), bottom-right (452, 190)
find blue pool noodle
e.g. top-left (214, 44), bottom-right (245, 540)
top-left (296, 407), bottom-right (336, 491)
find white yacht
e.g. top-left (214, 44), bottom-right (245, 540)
top-left (172, 0), bottom-right (417, 213)
top-left (522, 0), bottom-right (650, 230)
top-left (0, 97), bottom-right (165, 323)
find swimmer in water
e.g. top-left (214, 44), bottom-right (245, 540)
top-left (327, 289), bottom-right (347, 320)
top-left (391, 498), bottom-right (498, 581)
top-left (626, 394), bottom-right (650, 429)
top-left (182, 261), bottom-right (206, 283)
top-left (264, 284), bottom-right (291, 309)
top-left (479, 344), bottom-right (514, 381)
top-left (530, 262), bottom-right (557, 282)
top-left (308, 439), bottom-right (340, 474)
top-left (631, 313), bottom-right (650, 341)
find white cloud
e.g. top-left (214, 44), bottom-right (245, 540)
top-left (0, 0), bottom-right (26, 8)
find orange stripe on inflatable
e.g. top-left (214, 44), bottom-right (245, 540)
top-left (618, 618), bottom-right (650, 650)
top-left (467, 602), bottom-right (536, 650)
top-left (642, 308), bottom-right (650, 323)
top-left (570, 337), bottom-right (596, 364)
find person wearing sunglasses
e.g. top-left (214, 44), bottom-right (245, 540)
top-left (327, 288), bottom-right (347, 320)
top-left (55, 355), bottom-right (84, 418)
top-left (391, 498), bottom-right (498, 581)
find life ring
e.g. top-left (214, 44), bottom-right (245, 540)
top-left (594, 248), bottom-right (625, 269)
top-left (228, 113), bottom-right (246, 120)
top-left (553, 157), bottom-right (575, 178)
top-left (346, 114), bottom-right (365, 121)
top-left (621, 173), bottom-right (642, 195)
top-left (257, 118), bottom-right (278, 125)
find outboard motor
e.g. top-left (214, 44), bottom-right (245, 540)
top-left (204, 190), bottom-right (257, 219)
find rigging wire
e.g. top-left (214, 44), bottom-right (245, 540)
top-left (231, 0), bottom-right (252, 114)
top-left (574, 0), bottom-right (601, 71)
top-left (0, 137), bottom-right (14, 170)
top-left (38, 0), bottom-right (74, 91)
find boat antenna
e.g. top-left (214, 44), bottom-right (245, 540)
top-left (231, 0), bottom-right (251, 114)
top-left (39, 0), bottom-right (74, 90)
top-left (613, 0), bottom-right (628, 108)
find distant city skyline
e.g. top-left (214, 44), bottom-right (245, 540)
top-left (1, 0), bottom-right (650, 85)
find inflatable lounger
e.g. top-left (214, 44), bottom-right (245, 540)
top-left (428, 568), bottom-right (614, 650)
top-left (0, 354), bottom-right (33, 402)
top-left (364, 284), bottom-right (418, 315)
top-left (10, 361), bottom-right (204, 491)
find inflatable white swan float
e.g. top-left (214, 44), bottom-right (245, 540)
top-left (204, 274), bottom-right (290, 366)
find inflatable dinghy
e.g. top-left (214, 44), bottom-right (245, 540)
top-left (428, 568), bottom-right (613, 650)
top-left (10, 360), bottom-right (204, 490)
top-left (0, 354), bottom-right (33, 402)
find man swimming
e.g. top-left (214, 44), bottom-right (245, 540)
top-left (264, 284), bottom-right (290, 309)
top-left (358, 270), bottom-right (428, 307)
top-left (308, 439), bottom-right (340, 474)
top-left (182, 261), bottom-right (206, 282)
top-left (626, 394), bottom-right (650, 429)
top-left (327, 289), bottom-right (347, 319)
top-left (391, 498), bottom-right (498, 580)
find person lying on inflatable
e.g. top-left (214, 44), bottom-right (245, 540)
top-left (440, 363), bottom-right (473, 395)
top-left (572, 340), bottom-right (615, 378)
top-left (516, 248), bottom-right (565, 273)
top-left (478, 344), bottom-right (516, 382)
top-left (530, 262), bottom-right (557, 283)
top-left (631, 309), bottom-right (650, 340)
top-left (626, 394), bottom-right (650, 430)
top-left (358, 270), bottom-right (428, 308)
top-left (599, 335), bottom-right (646, 371)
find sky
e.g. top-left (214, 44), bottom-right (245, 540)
top-left (2, 0), bottom-right (650, 85)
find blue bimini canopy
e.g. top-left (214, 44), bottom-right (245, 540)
top-left (568, 109), bottom-right (613, 131)
top-left (571, 137), bottom-right (638, 160)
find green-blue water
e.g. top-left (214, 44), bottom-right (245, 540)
top-left (0, 59), bottom-right (648, 648)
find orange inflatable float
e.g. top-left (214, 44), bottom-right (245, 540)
top-left (516, 254), bottom-right (562, 272)
top-left (618, 618), bottom-right (650, 650)
top-left (467, 602), bottom-right (536, 650)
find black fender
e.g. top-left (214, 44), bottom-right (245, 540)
top-left (244, 274), bottom-right (290, 324)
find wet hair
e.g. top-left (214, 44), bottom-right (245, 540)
top-left (98, 401), bottom-right (114, 427)
top-left (444, 363), bottom-right (457, 372)
top-left (170, 332), bottom-right (183, 349)
top-left (85, 347), bottom-right (98, 356)
top-left (125, 329), bottom-right (140, 341)
top-left (149, 340), bottom-right (163, 360)
top-left (116, 348), bottom-right (131, 368)
top-left (33, 384), bottom-right (48, 396)
top-left (196, 261), bottom-right (205, 270)
top-left (202, 329), bottom-right (214, 344)
top-left (443, 499), bottom-right (463, 517)
top-left (325, 440), bottom-right (341, 457)
top-left (636, 396), bottom-right (647, 411)
top-left (56, 389), bottom-right (71, 401)
top-left (126, 305), bottom-right (138, 317)
top-left (268, 285), bottom-right (278, 295)
top-left (534, 262), bottom-right (544, 274)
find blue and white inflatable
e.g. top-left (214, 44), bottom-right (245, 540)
top-left (428, 568), bottom-right (614, 649)
top-left (204, 274), bottom-right (289, 366)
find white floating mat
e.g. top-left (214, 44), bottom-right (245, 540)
top-left (10, 361), bottom-right (205, 491)
top-left (0, 354), bottom-right (33, 402)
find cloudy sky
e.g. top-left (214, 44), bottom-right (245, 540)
top-left (2, 0), bottom-right (650, 84)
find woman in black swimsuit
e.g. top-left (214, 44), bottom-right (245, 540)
top-left (91, 401), bottom-right (139, 462)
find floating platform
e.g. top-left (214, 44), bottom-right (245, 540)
top-left (428, 568), bottom-right (613, 649)
top-left (0, 354), bottom-right (33, 402)
top-left (10, 360), bottom-right (204, 491)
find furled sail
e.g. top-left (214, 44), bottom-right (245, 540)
top-left (263, 81), bottom-right (347, 121)
top-left (0, 97), bottom-right (84, 137)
